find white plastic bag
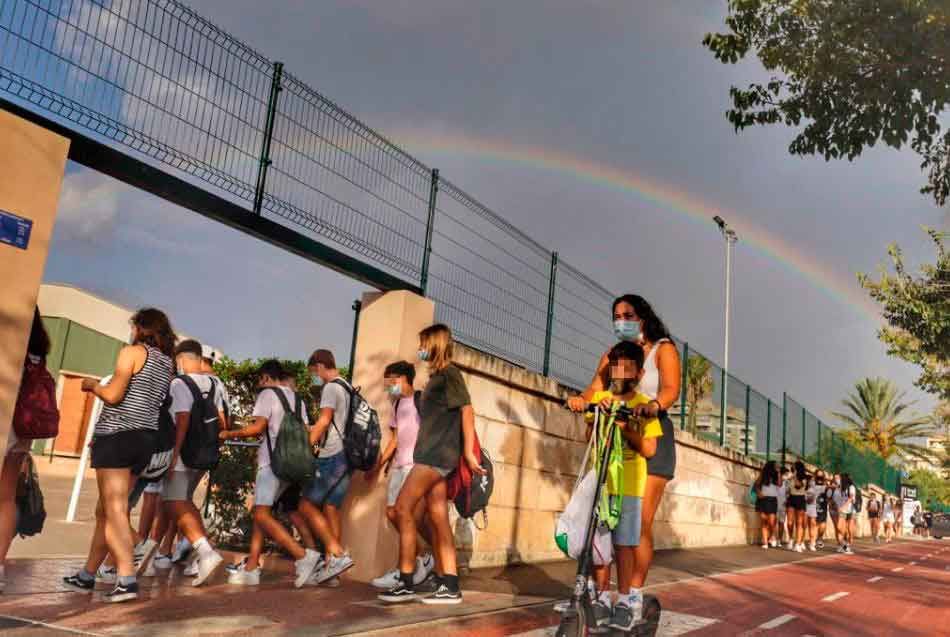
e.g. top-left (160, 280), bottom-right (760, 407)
top-left (555, 469), bottom-right (613, 565)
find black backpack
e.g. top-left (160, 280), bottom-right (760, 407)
top-left (329, 379), bottom-right (381, 472)
top-left (853, 487), bottom-right (863, 513)
top-left (178, 375), bottom-right (221, 471)
top-left (141, 393), bottom-right (175, 482)
top-left (16, 455), bottom-right (45, 538)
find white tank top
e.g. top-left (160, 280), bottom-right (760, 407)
top-left (638, 338), bottom-right (671, 400)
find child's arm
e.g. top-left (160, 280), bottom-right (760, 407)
top-left (618, 418), bottom-right (658, 458)
top-left (220, 416), bottom-right (267, 440)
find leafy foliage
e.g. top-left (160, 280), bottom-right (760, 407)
top-left (685, 355), bottom-right (714, 434)
top-left (859, 230), bottom-right (949, 401)
top-left (907, 467), bottom-right (950, 506)
top-left (703, 1), bottom-right (950, 205)
top-left (830, 377), bottom-right (937, 465)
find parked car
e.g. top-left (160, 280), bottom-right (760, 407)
top-left (932, 513), bottom-right (949, 540)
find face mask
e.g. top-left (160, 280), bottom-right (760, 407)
top-left (311, 373), bottom-right (324, 387)
top-left (417, 349), bottom-right (430, 362)
top-left (387, 384), bottom-right (402, 397)
top-left (613, 320), bottom-right (641, 342)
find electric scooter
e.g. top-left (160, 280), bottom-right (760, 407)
top-left (555, 405), bottom-right (661, 637)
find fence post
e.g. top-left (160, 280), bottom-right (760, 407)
top-left (419, 168), bottom-right (440, 295)
top-left (801, 406), bottom-right (806, 458)
top-left (542, 251), bottom-right (559, 377)
top-left (253, 61), bottom-right (284, 214)
top-left (347, 299), bottom-right (362, 380)
top-left (680, 342), bottom-right (689, 431)
top-left (781, 392), bottom-right (788, 467)
top-left (743, 384), bottom-right (750, 456)
top-left (719, 368), bottom-right (726, 447)
top-left (766, 398), bottom-right (771, 461)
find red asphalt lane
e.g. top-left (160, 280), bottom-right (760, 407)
top-left (654, 539), bottom-right (950, 637)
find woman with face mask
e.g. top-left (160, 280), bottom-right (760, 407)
top-left (567, 294), bottom-right (681, 593)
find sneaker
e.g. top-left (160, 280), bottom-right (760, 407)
top-left (844, 546), bottom-right (854, 555)
top-left (171, 539), bottom-right (192, 564)
top-left (420, 583), bottom-right (462, 605)
top-left (310, 553), bottom-right (354, 587)
top-left (591, 599), bottom-right (612, 627)
top-left (378, 581), bottom-right (417, 603)
top-left (608, 598), bottom-right (641, 632)
top-left (809, 543), bottom-right (817, 552)
top-left (142, 561), bottom-right (157, 578)
top-left (768, 539), bottom-right (778, 548)
top-left (795, 544), bottom-right (804, 553)
top-left (414, 553), bottom-right (435, 586)
top-left (786, 541), bottom-right (795, 551)
top-left (152, 554), bottom-right (172, 570)
top-left (192, 551), bottom-right (223, 587)
top-left (227, 564), bottom-right (261, 586)
top-left (96, 566), bottom-right (117, 584)
top-left (183, 559), bottom-right (199, 577)
top-left (134, 539), bottom-right (158, 575)
top-left (372, 569), bottom-right (401, 590)
top-left (836, 545), bottom-right (846, 553)
top-left (103, 581), bottom-right (139, 603)
top-left (761, 544), bottom-right (769, 549)
top-left (225, 557), bottom-right (249, 574)
top-left (816, 541), bottom-right (825, 549)
top-left (294, 549), bottom-right (323, 589)
top-left (323, 576), bottom-right (342, 588)
top-left (414, 573), bottom-right (441, 595)
top-left (63, 574), bottom-right (95, 592)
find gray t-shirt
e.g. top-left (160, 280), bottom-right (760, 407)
top-left (318, 379), bottom-right (350, 457)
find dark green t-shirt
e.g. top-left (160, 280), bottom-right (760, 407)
top-left (413, 365), bottom-right (471, 472)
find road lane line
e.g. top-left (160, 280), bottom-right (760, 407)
top-left (758, 614), bottom-right (796, 629)
top-left (867, 576), bottom-right (883, 582)
top-left (822, 592), bottom-right (850, 602)
top-left (892, 567), bottom-right (904, 572)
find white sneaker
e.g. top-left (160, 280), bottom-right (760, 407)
top-left (183, 558), bottom-right (199, 577)
top-left (372, 569), bottom-right (401, 590)
top-left (808, 543), bottom-right (816, 552)
top-left (134, 538), bottom-right (158, 575)
top-left (294, 549), bottom-right (323, 589)
top-left (323, 576), bottom-right (342, 588)
top-left (192, 551), bottom-right (223, 587)
top-left (768, 539), bottom-right (777, 548)
top-left (414, 553), bottom-right (435, 585)
top-left (761, 544), bottom-right (769, 550)
top-left (171, 538), bottom-right (192, 564)
top-left (836, 545), bottom-right (846, 553)
top-left (310, 553), bottom-right (354, 587)
top-left (786, 541), bottom-right (795, 550)
top-left (152, 554), bottom-right (172, 570)
top-left (96, 565), bottom-right (117, 584)
top-left (227, 564), bottom-right (261, 586)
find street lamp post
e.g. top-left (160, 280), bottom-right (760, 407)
top-left (713, 216), bottom-right (738, 447)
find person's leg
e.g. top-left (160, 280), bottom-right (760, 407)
top-left (767, 514), bottom-right (777, 543)
top-left (394, 466), bottom-right (442, 576)
top-left (252, 506), bottom-right (305, 561)
top-left (630, 475), bottom-right (667, 588)
top-left (137, 492), bottom-right (158, 541)
top-left (98, 468), bottom-right (135, 577)
top-left (615, 546), bottom-right (635, 593)
top-left (0, 452), bottom-right (25, 567)
top-left (798, 511), bottom-right (807, 545)
top-left (296, 499), bottom-right (344, 556)
top-left (244, 522), bottom-right (266, 570)
top-left (82, 498), bottom-right (111, 574)
top-left (386, 506), bottom-right (398, 533)
top-left (424, 477), bottom-right (457, 578)
top-left (760, 512), bottom-right (770, 545)
top-left (324, 504), bottom-right (342, 544)
top-left (288, 511), bottom-right (316, 550)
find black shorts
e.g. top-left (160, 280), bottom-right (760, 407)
top-left (868, 511), bottom-right (879, 519)
top-left (91, 430), bottom-right (156, 475)
top-left (817, 511), bottom-right (828, 523)
top-left (646, 413), bottom-right (676, 479)
top-left (756, 496), bottom-right (778, 515)
top-left (789, 495), bottom-right (806, 511)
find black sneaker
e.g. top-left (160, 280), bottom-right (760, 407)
top-left (414, 573), bottom-right (441, 595)
top-left (103, 581), bottom-right (139, 603)
top-left (63, 574), bottom-right (94, 592)
top-left (421, 583), bottom-right (462, 605)
top-left (378, 581), bottom-right (417, 603)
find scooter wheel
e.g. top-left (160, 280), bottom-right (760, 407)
top-left (555, 603), bottom-right (590, 637)
top-left (632, 595), bottom-right (661, 637)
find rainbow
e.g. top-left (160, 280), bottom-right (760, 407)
top-left (394, 129), bottom-right (882, 321)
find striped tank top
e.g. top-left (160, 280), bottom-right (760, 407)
top-left (95, 345), bottom-right (173, 437)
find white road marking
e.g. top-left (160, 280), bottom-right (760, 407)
top-left (758, 614), bottom-right (796, 629)
top-left (822, 592), bottom-right (850, 602)
top-left (867, 576), bottom-right (883, 583)
top-left (509, 610), bottom-right (719, 637)
top-left (892, 567), bottom-right (904, 572)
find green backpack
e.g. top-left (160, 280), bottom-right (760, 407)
top-left (264, 387), bottom-right (314, 485)
top-left (594, 403), bottom-right (624, 530)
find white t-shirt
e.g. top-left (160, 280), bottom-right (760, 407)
top-left (168, 373), bottom-right (225, 471)
top-left (253, 386), bottom-right (310, 468)
top-left (317, 379), bottom-right (351, 458)
top-left (760, 483), bottom-right (779, 498)
top-left (835, 485), bottom-right (856, 514)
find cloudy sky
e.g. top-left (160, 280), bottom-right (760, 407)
top-left (41, 0), bottom-right (946, 423)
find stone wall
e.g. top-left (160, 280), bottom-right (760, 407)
top-left (451, 343), bottom-right (879, 568)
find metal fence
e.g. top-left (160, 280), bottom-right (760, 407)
top-left (0, 0), bottom-right (901, 492)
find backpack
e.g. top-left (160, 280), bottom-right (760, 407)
top-left (853, 487), bottom-right (863, 513)
top-left (140, 393), bottom-right (175, 482)
top-left (265, 387), bottom-right (314, 485)
top-left (446, 430), bottom-right (494, 527)
top-left (329, 379), bottom-right (381, 472)
top-left (178, 375), bottom-right (221, 471)
top-left (868, 497), bottom-right (880, 513)
top-left (16, 455), bottom-right (46, 537)
top-left (12, 357), bottom-right (59, 440)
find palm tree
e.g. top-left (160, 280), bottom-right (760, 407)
top-left (830, 377), bottom-right (937, 464)
top-left (685, 355), bottom-right (713, 434)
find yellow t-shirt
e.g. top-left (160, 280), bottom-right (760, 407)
top-left (589, 391), bottom-right (663, 498)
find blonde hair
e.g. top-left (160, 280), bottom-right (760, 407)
top-left (419, 323), bottom-right (453, 371)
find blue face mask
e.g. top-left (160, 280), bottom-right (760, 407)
top-left (387, 384), bottom-right (402, 397)
top-left (311, 373), bottom-right (324, 387)
top-left (417, 349), bottom-right (430, 362)
top-left (613, 319), bottom-right (641, 342)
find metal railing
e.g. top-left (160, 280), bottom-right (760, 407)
top-left (0, 0), bottom-right (901, 492)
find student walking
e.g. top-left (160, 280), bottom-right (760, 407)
top-left (882, 497), bottom-right (896, 543)
top-left (755, 461), bottom-right (780, 549)
top-left (777, 466), bottom-right (791, 549)
top-left (866, 493), bottom-right (881, 542)
top-left (369, 361), bottom-right (436, 590)
top-left (788, 461), bottom-right (808, 552)
top-left (64, 309), bottom-right (176, 602)
top-left (812, 470), bottom-right (829, 550)
top-left (827, 474), bottom-right (841, 547)
top-left (835, 474), bottom-right (857, 554)
top-left (379, 324), bottom-right (483, 605)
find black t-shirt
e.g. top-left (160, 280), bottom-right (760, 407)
top-left (816, 488), bottom-right (829, 515)
top-left (412, 365), bottom-right (472, 472)
top-left (923, 511), bottom-right (934, 524)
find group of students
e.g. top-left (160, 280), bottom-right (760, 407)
top-left (754, 461), bottom-right (901, 554)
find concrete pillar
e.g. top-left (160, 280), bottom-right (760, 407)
top-left (0, 111), bottom-right (70, 464)
top-left (340, 289), bottom-right (435, 582)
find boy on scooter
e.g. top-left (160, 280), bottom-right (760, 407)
top-left (586, 341), bottom-right (662, 632)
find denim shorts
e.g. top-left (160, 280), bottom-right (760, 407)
top-left (304, 451), bottom-right (351, 507)
top-left (612, 496), bottom-right (643, 547)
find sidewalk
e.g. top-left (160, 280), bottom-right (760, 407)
top-left (2, 536), bottom-right (927, 636)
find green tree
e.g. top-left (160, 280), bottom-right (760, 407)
top-left (830, 377), bottom-right (937, 465)
top-left (685, 354), bottom-right (714, 435)
top-left (907, 467), bottom-right (950, 507)
top-left (703, 1), bottom-right (950, 205)
top-left (859, 230), bottom-right (949, 401)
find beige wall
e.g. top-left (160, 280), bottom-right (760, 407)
top-left (0, 112), bottom-right (70, 459)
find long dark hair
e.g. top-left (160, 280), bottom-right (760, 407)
top-left (131, 308), bottom-right (176, 358)
top-left (28, 307), bottom-right (51, 358)
top-left (840, 473), bottom-right (854, 494)
top-left (794, 460), bottom-right (807, 486)
top-left (612, 294), bottom-right (672, 343)
top-left (759, 460), bottom-right (779, 487)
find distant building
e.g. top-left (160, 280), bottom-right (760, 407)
top-left (907, 437), bottom-right (948, 475)
top-left (35, 283), bottom-right (222, 457)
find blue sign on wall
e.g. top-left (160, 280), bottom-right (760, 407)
top-left (0, 209), bottom-right (33, 250)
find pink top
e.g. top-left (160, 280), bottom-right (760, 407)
top-left (390, 395), bottom-right (421, 468)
